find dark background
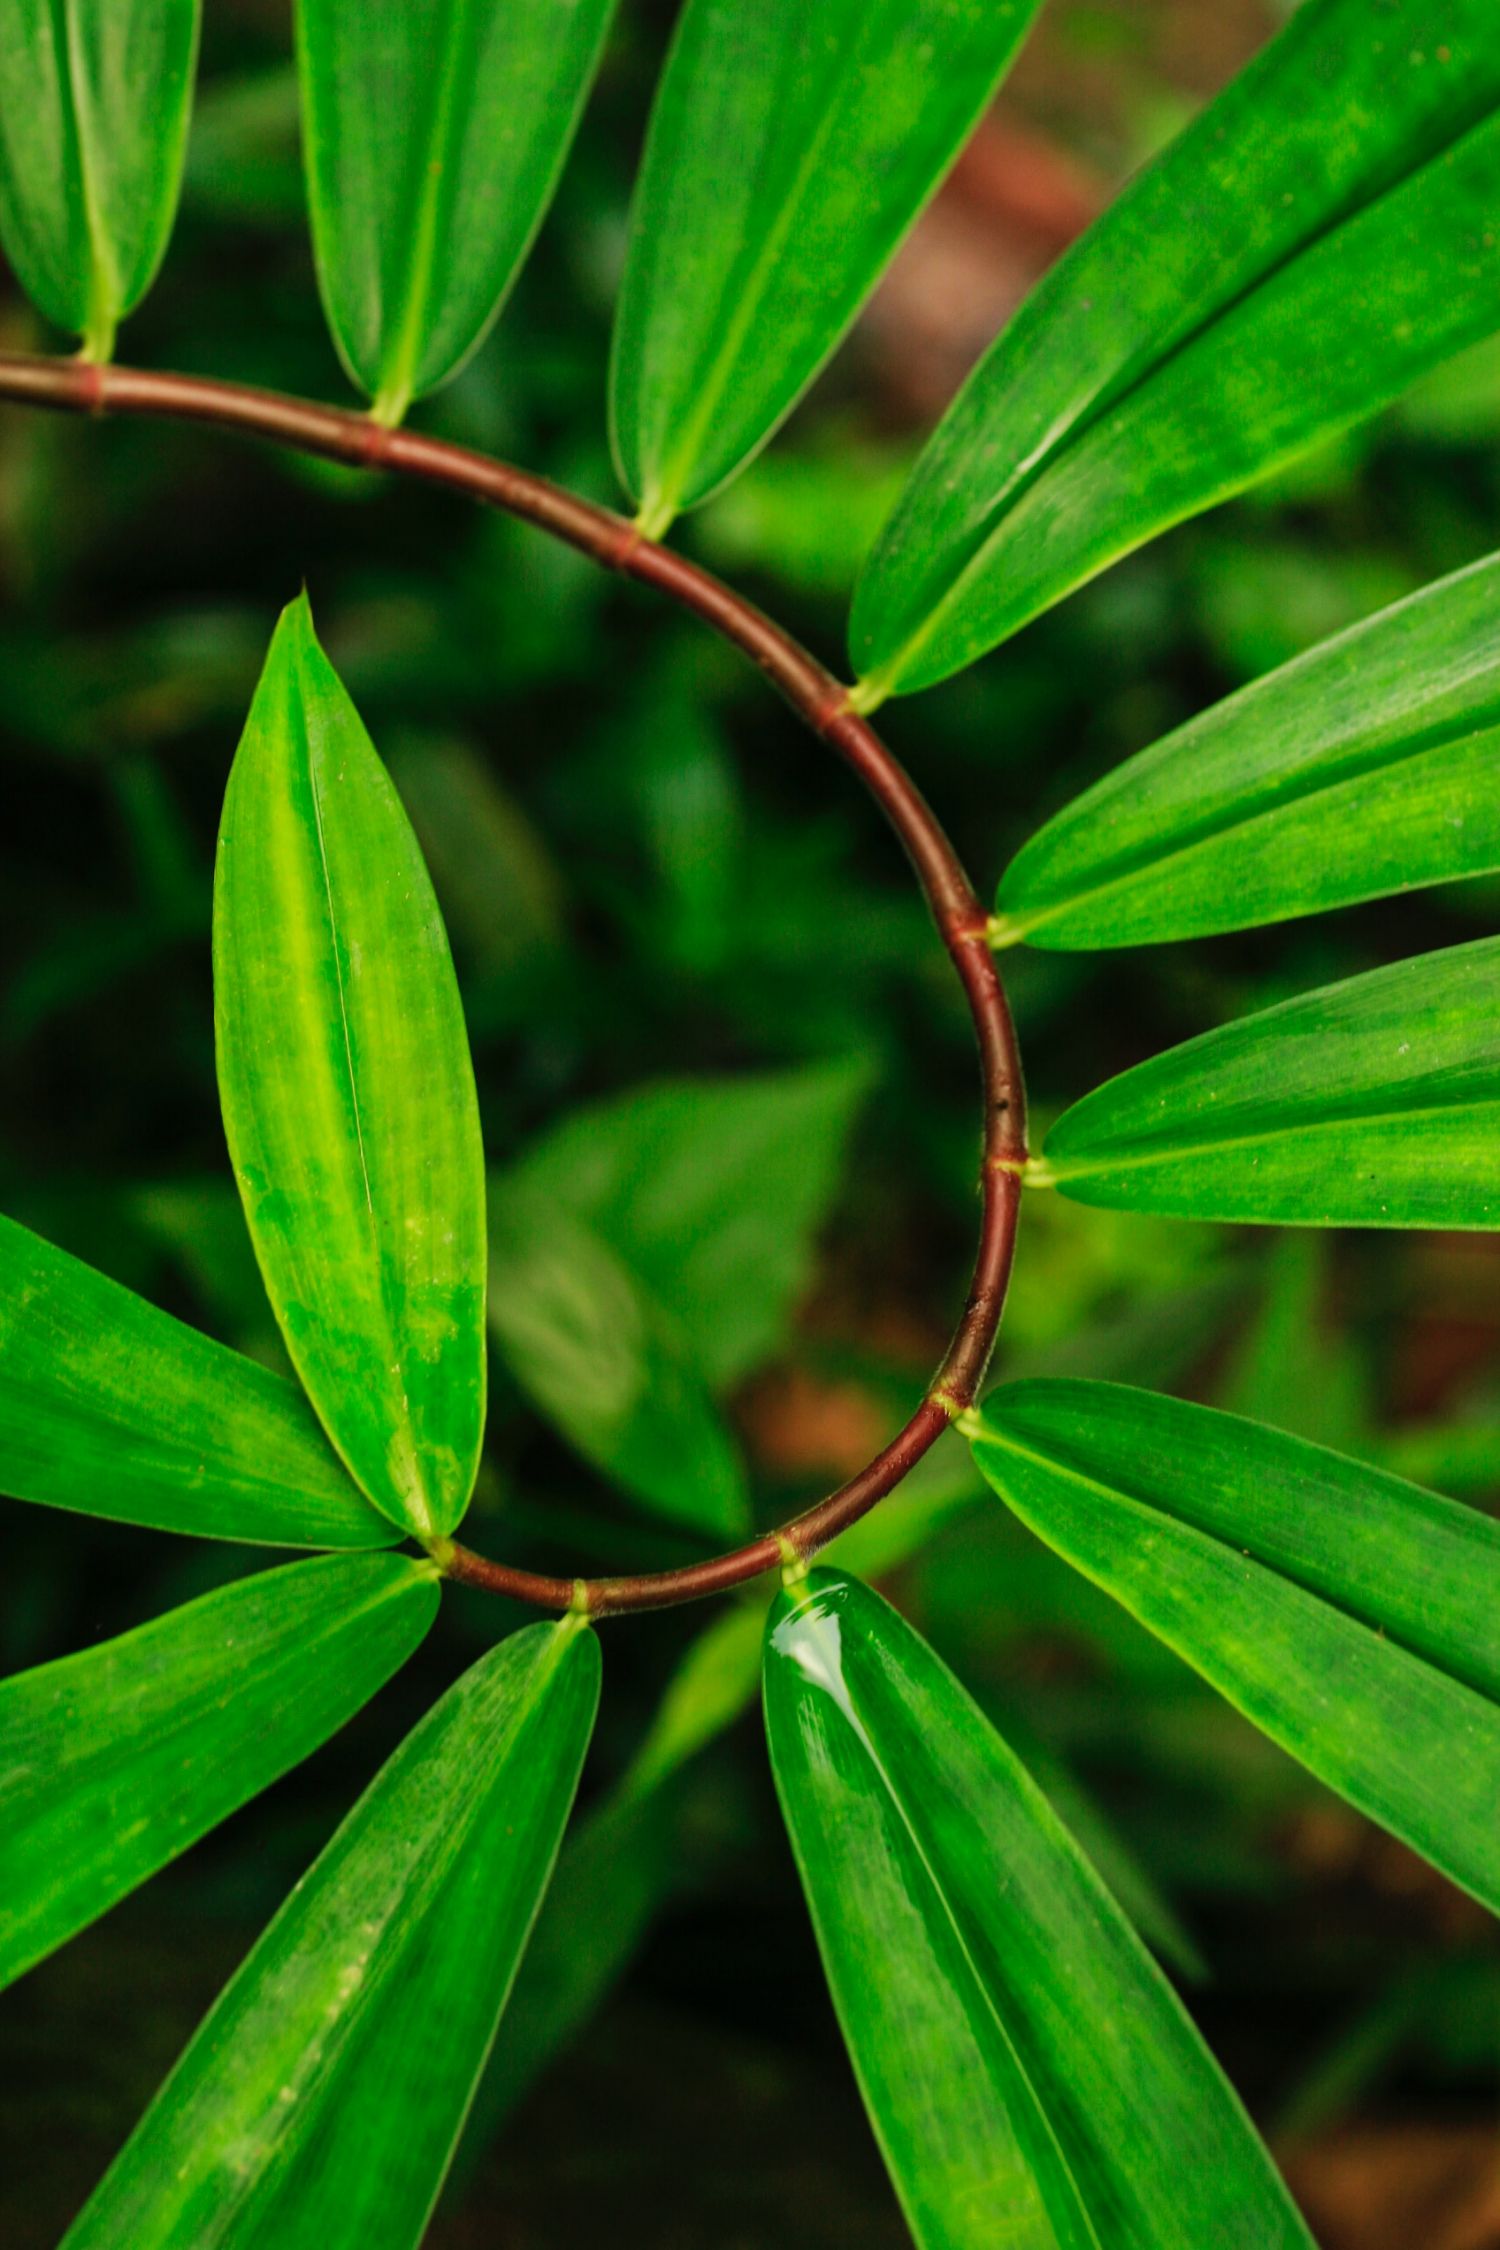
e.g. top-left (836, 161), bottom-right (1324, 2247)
top-left (2, 2), bottom-right (1499, 2243)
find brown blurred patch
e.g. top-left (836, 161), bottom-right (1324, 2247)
top-left (863, 117), bottom-right (1104, 422)
top-left (1284, 2126), bottom-right (1500, 2250)
top-left (1278, 1806), bottom-right (1494, 1948)
top-left (737, 1365), bottom-right (889, 1482)
top-left (859, 0), bottom-right (1278, 420)
top-left (1394, 1235), bottom-right (1500, 1418)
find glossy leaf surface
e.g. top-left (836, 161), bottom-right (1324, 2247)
top-left (969, 1383), bottom-right (1500, 1912)
top-left (63, 1618), bottom-right (598, 2250)
top-left (0, 1213), bottom-right (391, 1548)
top-left (488, 1177), bottom-right (747, 1537)
top-left (0, 0), bottom-right (200, 351)
top-left (996, 551), bottom-right (1500, 947)
top-left (296, 0), bottom-right (616, 418)
top-left (1040, 939), bottom-right (1500, 1227)
top-left (214, 598), bottom-right (486, 1541)
top-left (853, 0), bottom-right (1500, 693)
top-left (610, 0), bottom-right (1044, 525)
top-left (765, 1570), bottom-right (1312, 2250)
top-left (511, 1059), bottom-right (869, 1389)
top-left (0, 1553), bottom-right (438, 1992)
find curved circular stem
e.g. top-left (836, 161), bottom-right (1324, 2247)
top-left (0, 349), bottom-right (1027, 1617)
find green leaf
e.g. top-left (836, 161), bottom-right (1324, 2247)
top-left (214, 597), bottom-right (486, 1542)
top-left (0, 1552), bottom-right (438, 1992)
top-left (764, 1570), bottom-right (1313, 2250)
top-left (488, 1176), bottom-right (748, 1538)
top-left (610, 0), bottom-right (1045, 529)
top-left (461, 1783), bottom-right (684, 2150)
top-left (968, 1383), bottom-right (1500, 1913)
top-left (296, 0), bottom-right (616, 420)
top-left (62, 1617), bottom-right (598, 2250)
top-left (510, 1059), bottom-right (870, 1390)
top-left (1038, 938), bottom-right (1500, 1227)
top-left (995, 551), bottom-right (1500, 947)
top-left (386, 733), bottom-right (566, 987)
top-left (852, 0), bottom-right (1500, 695)
top-left (0, 1213), bottom-right (392, 1548)
top-left (1216, 1238), bottom-right (1371, 1458)
top-left (1001, 1726), bottom-right (1205, 1988)
top-left (0, 0), bottom-right (200, 355)
top-left (621, 1600), bottom-right (766, 1802)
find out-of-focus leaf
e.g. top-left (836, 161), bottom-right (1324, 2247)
top-left (182, 65), bottom-right (303, 226)
top-left (1384, 1410), bottom-right (1500, 1501)
top-left (460, 1783), bottom-right (682, 2149)
top-left (625, 697), bottom-right (742, 977)
top-left (0, 1213), bottom-right (390, 1549)
top-left (621, 1601), bottom-right (765, 1802)
top-left (765, 1570), bottom-right (1314, 2249)
top-left (697, 430), bottom-right (909, 600)
top-left (852, 1), bottom-right (1500, 693)
top-left (127, 1180), bottom-right (286, 1365)
top-left (0, 1552), bottom-right (438, 1992)
top-left (1003, 1273), bottom-right (1245, 1391)
top-left (994, 552), bottom-right (1500, 947)
top-left (991, 1712), bottom-right (1205, 1985)
top-left (384, 733), bottom-right (565, 983)
top-left (488, 1177), bottom-right (747, 1537)
top-left (214, 597), bottom-right (486, 1541)
top-left (0, 0), bottom-right (200, 353)
top-left (821, 1430), bottom-right (985, 1582)
top-left (609, 0), bottom-right (1044, 526)
top-left (62, 1618), bottom-right (598, 2250)
top-left (296, 0), bottom-right (616, 419)
top-left (512, 1059), bottom-right (870, 1389)
top-left (1037, 939), bottom-right (1500, 1227)
top-left (1216, 1237), bottom-right (1371, 1457)
top-left (969, 1382), bottom-right (1500, 1911)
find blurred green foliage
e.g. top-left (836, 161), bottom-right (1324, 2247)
top-left (1, 3), bottom-right (1497, 2243)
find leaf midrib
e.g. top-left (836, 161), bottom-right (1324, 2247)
top-left (187, 1639), bottom-right (576, 2243)
top-left (789, 1606), bottom-right (1103, 2248)
top-left (645, 25), bottom-right (851, 515)
top-left (290, 653), bottom-right (430, 1529)
top-left (1006, 709), bottom-right (1500, 940)
top-left (1051, 1090), bottom-right (1500, 1180)
top-left (975, 1426), bottom-right (1494, 1689)
top-left (57, 0), bottom-right (117, 341)
top-left (873, 87), bottom-right (1500, 689)
top-left (1, 1564), bottom-right (414, 1824)
top-left (372, 0), bottom-right (483, 417)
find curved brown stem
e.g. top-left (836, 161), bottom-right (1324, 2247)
top-left (0, 349), bottom-right (1027, 1618)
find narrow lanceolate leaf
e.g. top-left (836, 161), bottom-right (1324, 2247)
top-left (0, 0), bottom-right (200, 355)
top-left (852, 0), bottom-right (1500, 695)
top-left (214, 597), bottom-right (486, 1542)
top-left (0, 1214), bottom-right (392, 1549)
top-left (296, 0), bottom-right (616, 420)
top-left (969, 1383), bottom-right (1500, 1913)
top-left (489, 1177), bottom-right (748, 1538)
top-left (610, 0), bottom-right (1045, 530)
top-left (995, 551), bottom-right (1500, 948)
top-left (64, 1620), bottom-right (599, 2250)
top-left (510, 1058), bottom-right (870, 1389)
top-left (0, 1553), bottom-right (438, 1992)
top-left (1039, 939), bottom-right (1500, 1228)
top-left (765, 1571), bottom-right (1312, 2250)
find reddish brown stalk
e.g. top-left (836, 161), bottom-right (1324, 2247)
top-left (0, 350), bottom-right (1027, 1617)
